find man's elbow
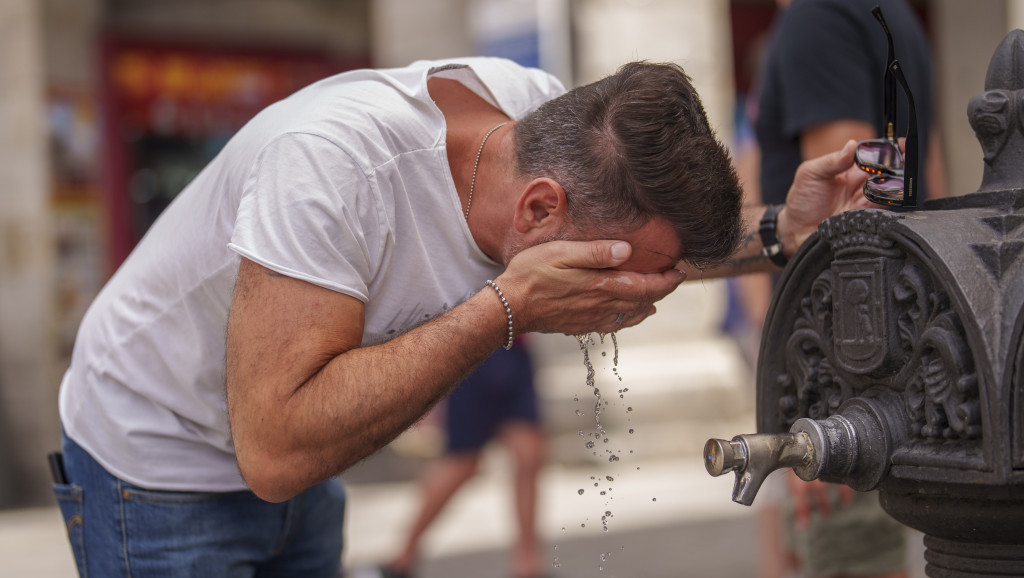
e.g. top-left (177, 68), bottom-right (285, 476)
top-left (236, 448), bottom-right (311, 503)
top-left (236, 444), bottom-right (362, 503)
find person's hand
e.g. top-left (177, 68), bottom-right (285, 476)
top-left (494, 239), bottom-right (686, 336)
top-left (777, 139), bottom-right (874, 256)
top-left (786, 470), bottom-right (855, 530)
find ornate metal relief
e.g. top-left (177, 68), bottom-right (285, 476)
top-left (774, 211), bottom-right (982, 444)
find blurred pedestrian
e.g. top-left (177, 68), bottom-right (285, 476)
top-left (381, 338), bottom-right (545, 578)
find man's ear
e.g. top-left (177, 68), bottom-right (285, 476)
top-left (513, 178), bottom-right (566, 234)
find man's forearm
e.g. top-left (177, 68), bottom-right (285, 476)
top-left (682, 204), bottom-right (790, 278)
top-left (229, 287), bottom-right (508, 503)
top-left (299, 289), bottom-right (506, 465)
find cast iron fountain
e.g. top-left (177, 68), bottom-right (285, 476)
top-left (704, 30), bottom-right (1024, 577)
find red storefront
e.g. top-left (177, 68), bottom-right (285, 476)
top-left (99, 41), bottom-right (367, 269)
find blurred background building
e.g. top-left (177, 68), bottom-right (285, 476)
top-left (0, 0), bottom-right (1017, 530)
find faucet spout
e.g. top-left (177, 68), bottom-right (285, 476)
top-left (704, 395), bottom-right (909, 506)
top-left (703, 431), bottom-right (815, 506)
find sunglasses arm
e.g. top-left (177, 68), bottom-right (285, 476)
top-left (890, 61), bottom-right (918, 208)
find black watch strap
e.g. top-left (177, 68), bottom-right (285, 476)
top-left (758, 204), bottom-right (788, 268)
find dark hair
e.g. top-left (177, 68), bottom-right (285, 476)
top-left (512, 61), bottom-right (743, 269)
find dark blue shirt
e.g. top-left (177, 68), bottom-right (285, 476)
top-left (756, 0), bottom-right (933, 204)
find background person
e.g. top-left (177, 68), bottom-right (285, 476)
top-left (752, 1), bottom-right (942, 576)
top-left (382, 338), bottom-right (545, 578)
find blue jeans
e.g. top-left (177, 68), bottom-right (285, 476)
top-left (52, 431), bottom-right (345, 577)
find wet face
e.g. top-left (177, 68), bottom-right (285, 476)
top-left (501, 214), bottom-right (683, 272)
top-left (608, 216), bottom-right (683, 273)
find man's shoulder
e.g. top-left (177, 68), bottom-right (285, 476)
top-left (243, 71), bottom-right (442, 165)
top-left (422, 56), bottom-right (567, 119)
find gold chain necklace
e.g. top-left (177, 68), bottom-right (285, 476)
top-left (465, 121), bottom-right (509, 221)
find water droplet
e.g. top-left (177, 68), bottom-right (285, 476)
top-left (581, 523), bottom-right (586, 528)
top-left (626, 406), bottom-right (633, 412)
top-left (594, 482), bottom-right (599, 487)
top-left (585, 440), bottom-right (594, 449)
top-left (578, 489), bottom-right (585, 495)
top-left (628, 428), bottom-right (634, 434)
top-left (605, 510), bottom-right (612, 517)
top-left (601, 351), bottom-right (607, 357)
top-left (652, 497), bottom-right (657, 502)
top-left (608, 455), bottom-right (620, 462)
top-left (600, 491), bottom-right (606, 495)
top-left (606, 475), bottom-right (614, 482)
top-left (575, 409), bottom-right (583, 417)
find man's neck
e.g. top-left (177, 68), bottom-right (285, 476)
top-left (427, 76), bottom-right (516, 263)
top-left (465, 126), bottom-right (517, 262)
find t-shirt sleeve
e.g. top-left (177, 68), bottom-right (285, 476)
top-left (774, 2), bottom-right (877, 139)
top-left (460, 57), bottom-right (567, 119)
top-left (228, 132), bottom-right (381, 303)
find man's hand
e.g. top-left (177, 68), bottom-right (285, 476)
top-left (777, 139), bottom-right (873, 257)
top-left (495, 240), bottom-right (686, 336)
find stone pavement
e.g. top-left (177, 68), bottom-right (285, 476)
top-left (342, 452), bottom-right (765, 577)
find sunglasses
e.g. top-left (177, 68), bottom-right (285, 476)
top-left (854, 5), bottom-right (919, 209)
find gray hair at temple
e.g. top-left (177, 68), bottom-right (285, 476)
top-left (512, 61), bottom-right (744, 270)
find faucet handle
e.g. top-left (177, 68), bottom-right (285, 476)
top-left (703, 431), bottom-right (815, 505)
top-left (703, 438), bottom-right (747, 477)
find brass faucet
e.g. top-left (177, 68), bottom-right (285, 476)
top-left (703, 395), bottom-right (902, 506)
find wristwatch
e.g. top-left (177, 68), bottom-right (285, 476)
top-left (758, 204), bottom-right (788, 268)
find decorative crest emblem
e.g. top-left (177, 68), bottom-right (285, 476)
top-left (832, 259), bottom-right (887, 373)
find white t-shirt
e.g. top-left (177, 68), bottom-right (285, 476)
top-left (59, 57), bottom-right (566, 492)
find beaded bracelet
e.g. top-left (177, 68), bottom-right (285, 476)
top-left (485, 280), bottom-right (514, 350)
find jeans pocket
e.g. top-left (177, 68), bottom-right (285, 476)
top-left (53, 482), bottom-right (87, 576)
top-left (120, 485), bottom-right (243, 574)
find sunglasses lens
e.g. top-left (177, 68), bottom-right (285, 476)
top-left (856, 140), bottom-right (904, 173)
top-left (863, 175), bottom-right (905, 206)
